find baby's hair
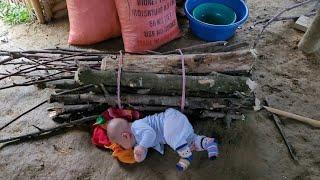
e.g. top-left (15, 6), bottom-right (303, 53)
top-left (106, 118), bottom-right (130, 142)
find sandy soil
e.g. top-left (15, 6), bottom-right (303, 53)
top-left (0, 0), bottom-right (320, 179)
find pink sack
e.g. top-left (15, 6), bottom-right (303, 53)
top-left (67, 0), bottom-right (121, 45)
top-left (115, 0), bottom-right (181, 53)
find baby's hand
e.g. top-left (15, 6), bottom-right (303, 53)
top-left (134, 145), bottom-right (147, 163)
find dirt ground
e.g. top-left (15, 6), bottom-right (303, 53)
top-left (1, 0), bottom-right (320, 179)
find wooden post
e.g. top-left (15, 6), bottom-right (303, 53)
top-left (298, 9), bottom-right (320, 54)
top-left (30, 0), bottom-right (45, 24)
top-left (52, 0), bottom-right (66, 13)
top-left (53, 9), bottom-right (68, 19)
top-left (42, 0), bottom-right (53, 22)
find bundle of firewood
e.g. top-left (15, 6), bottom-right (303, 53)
top-left (0, 42), bottom-right (256, 126)
top-left (45, 48), bottom-right (256, 123)
top-left (0, 43), bottom-right (257, 143)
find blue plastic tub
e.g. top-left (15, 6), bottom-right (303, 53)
top-left (185, 0), bottom-right (249, 41)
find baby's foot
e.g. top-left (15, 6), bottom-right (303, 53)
top-left (203, 138), bottom-right (219, 160)
top-left (176, 158), bottom-right (191, 171)
top-left (176, 144), bottom-right (193, 171)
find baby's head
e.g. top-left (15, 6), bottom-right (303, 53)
top-left (107, 118), bottom-right (135, 149)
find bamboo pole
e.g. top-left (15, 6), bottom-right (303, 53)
top-left (30, 0), bottom-right (45, 23)
top-left (263, 106), bottom-right (320, 128)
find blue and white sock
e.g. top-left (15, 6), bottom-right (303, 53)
top-left (195, 136), bottom-right (219, 160)
top-left (176, 144), bottom-right (193, 171)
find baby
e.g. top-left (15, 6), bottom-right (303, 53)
top-left (107, 108), bottom-right (219, 171)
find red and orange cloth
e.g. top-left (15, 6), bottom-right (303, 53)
top-left (91, 108), bottom-right (140, 164)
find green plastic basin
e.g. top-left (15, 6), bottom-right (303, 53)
top-left (192, 3), bottom-right (237, 25)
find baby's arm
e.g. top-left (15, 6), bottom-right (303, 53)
top-left (134, 127), bottom-right (156, 162)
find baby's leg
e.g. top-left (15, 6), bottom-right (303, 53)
top-left (175, 143), bottom-right (193, 171)
top-left (163, 108), bottom-right (195, 171)
top-left (193, 135), bottom-right (219, 160)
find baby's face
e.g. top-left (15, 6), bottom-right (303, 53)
top-left (117, 132), bottom-right (135, 149)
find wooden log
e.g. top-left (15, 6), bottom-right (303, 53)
top-left (30, 0), bottom-right (45, 23)
top-left (92, 85), bottom-right (249, 99)
top-left (101, 50), bottom-right (254, 75)
top-left (298, 9), bottom-right (320, 54)
top-left (50, 93), bottom-right (253, 110)
top-left (131, 105), bottom-right (243, 120)
top-left (52, 113), bottom-right (71, 123)
top-left (45, 103), bottom-right (244, 121)
top-left (48, 104), bottom-right (95, 118)
top-left (48, 104), bottom-right (95, 114)
top-left (52, 0), bottom-right (66, 13)
top-left (76, 67), bottom-right (251, 97)
top-left (41, 79), bottom-right (80, 89)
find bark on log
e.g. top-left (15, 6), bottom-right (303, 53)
top-left (52, 113), bottom-right (71, 123)
top-left (76, 67), bottom-right (251, 97)
top-left (41, 79), bottom-right (80, 89)
top-left (101, 50), bottom-right (254, 75)
top-left (131, 106), bottom-right (243, 120)
top-left (48, 104), bottom-right (243, 121)
top-left (92, 85), bottom-right (243, 99)
top-left (48, 104), bottom-right (95, 117)
top-left (50, 94), bottom-right (253, 110)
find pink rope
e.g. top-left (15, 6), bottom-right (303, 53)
top-left (117, 50), bottom-right (124, 109)
top-left (177, 49), bottom-right (186, 112)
